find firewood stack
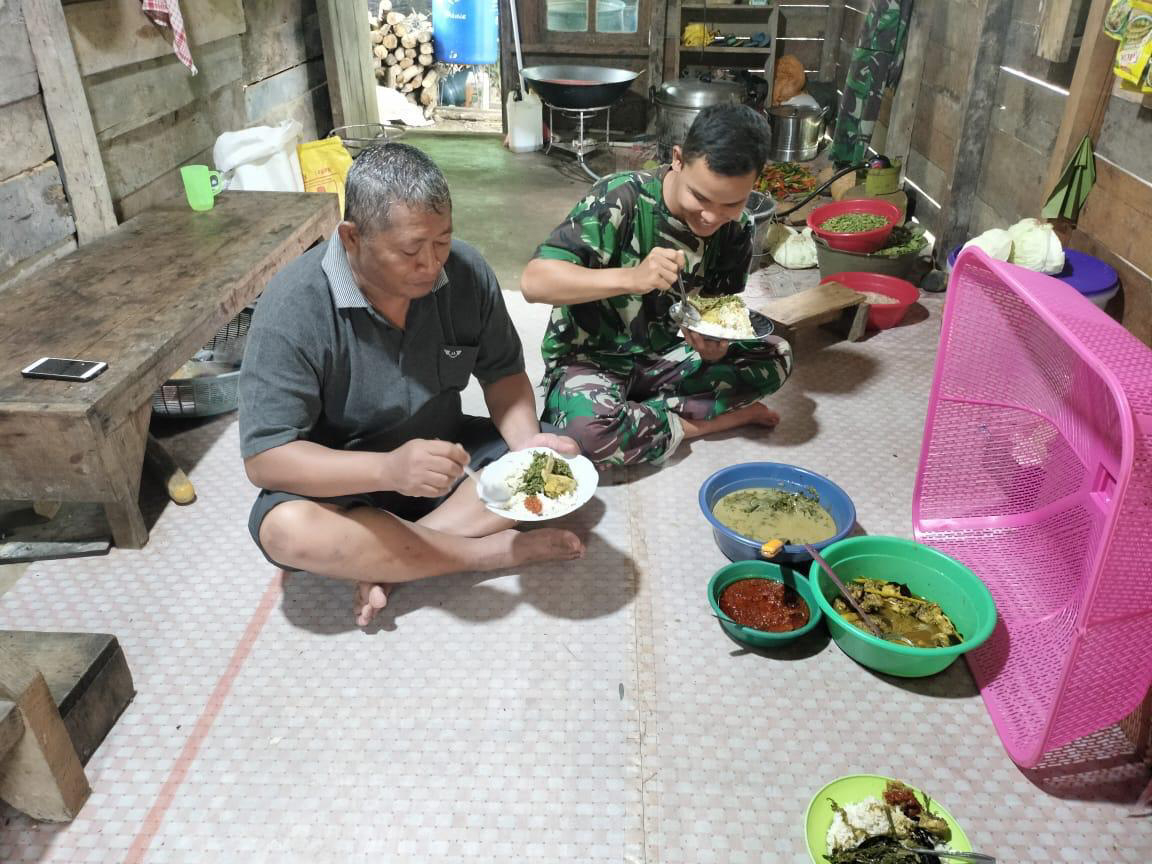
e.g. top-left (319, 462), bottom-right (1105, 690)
top-left (370, 1), bottom-right (438, 120)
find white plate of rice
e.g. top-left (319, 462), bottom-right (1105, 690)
top-left (670, 296), bottom-right (776, 342)
top-left (479, 447), bottom-right (598, 522)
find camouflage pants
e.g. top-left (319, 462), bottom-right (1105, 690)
top-left (542, 337), bottom-right (793, 466)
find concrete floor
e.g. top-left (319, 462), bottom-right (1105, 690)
top-left (2, 136), bottom-right (1149, 862)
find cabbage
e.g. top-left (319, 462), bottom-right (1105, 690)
top-left (768, 225), bottom-right (818, 269)
top-left (1007, 218), bottom-right (1065, 275)
top-left (962, 228), bottom-right (1013, 261)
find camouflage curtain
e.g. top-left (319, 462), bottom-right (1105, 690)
top-left (829, 0), bottom-right (915, 165)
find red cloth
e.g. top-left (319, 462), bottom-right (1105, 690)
top-left (141, 0), bottom-right (197, 74)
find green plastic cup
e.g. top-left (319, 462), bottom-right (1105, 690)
top-left (180, 165), bottom-right (223, 211)
top-left (808, 536), bottom-right (997, 677)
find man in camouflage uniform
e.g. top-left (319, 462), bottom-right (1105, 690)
top-left (521, 104), bottom-right (793, 467)
top-left (829, 0), bottom-right (914, 165)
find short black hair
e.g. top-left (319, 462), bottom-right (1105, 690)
top-left (680, 103), bottom-right (771, 177)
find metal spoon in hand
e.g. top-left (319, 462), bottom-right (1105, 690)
top-left (803, 543), bottom-right (915, 646)
top-left (464, 465), bottom-right (512, 507)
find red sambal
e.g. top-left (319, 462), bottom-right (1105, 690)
top-left (719, 579), bottom-right (810, 632)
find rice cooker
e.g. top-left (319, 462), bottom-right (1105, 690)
top-left (653, 79), bottom-right (748, 162)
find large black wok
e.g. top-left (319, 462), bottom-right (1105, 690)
top-left (521, 65), bottom-right (639, 110)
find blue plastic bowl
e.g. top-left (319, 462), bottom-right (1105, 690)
top-left (698, 462), bottom-right (857, 564)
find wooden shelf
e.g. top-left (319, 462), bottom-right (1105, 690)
top-left (681, 45), bottom-right (774, 54)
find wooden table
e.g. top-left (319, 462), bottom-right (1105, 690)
top-left (0, 192), bottom-right (339, 548)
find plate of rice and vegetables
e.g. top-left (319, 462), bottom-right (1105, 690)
top-left (479, 447), bottom-right (598, 521)
top-left (805, 775), bottom-right (975, 863)
top-left (669, 294), bottom-right (776, 342)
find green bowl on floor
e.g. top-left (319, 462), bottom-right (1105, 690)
top-left (707, 560), bottom-right (823, 647)
top-left (808, 536), bottom-right (997, 677)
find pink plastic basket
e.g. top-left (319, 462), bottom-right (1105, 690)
top-left (913, 248), bottom-right (1152, 767)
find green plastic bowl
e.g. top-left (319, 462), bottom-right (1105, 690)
top-left (707, 561), bottom-right (823, 648)
top-left (807, 536), bottom-right (997, 677)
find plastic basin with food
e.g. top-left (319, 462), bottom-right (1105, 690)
top-left (707, 560), bottom-right (823, 648)
top-left (804, 774), bottom-right (973, 864)
top-left (807, 200), bottom-right (902, 253)
top-left (808, 536), bottom-right (997, 677)
top-left (698, 462), bottom-right (856, 564)
top-left (822, 271), bottom-right (919, 330)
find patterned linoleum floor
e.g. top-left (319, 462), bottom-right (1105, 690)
top-left (1, 286), bottom-right (1149, 863)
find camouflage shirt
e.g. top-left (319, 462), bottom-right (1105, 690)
top-left (535, 169), bottom-right (752, 369)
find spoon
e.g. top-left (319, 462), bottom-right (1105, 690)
top-left (901, 846), bottom-right (996, 862)
top-left (463, 465), bottom-right (511, 507)
top-left (674, 272), bottom-right (702, 327)
top-left (802, 543), bottom-right (914, 646)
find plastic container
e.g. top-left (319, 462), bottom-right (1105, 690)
top-left (948, 245), bottom-right (1120, 309)
top-left (915, 247), bottom-right (1152, 765)
top-left (807, 200), bottom-right (901, 253)
top-left (698, 462), bottom-right (856, 565)
top-left (813, 236), bottom-right (918, 281)
top-left (821, 272), bottom-right (920, 330)
top-left (213, 120), bottom-right (304, 192)
top-left (707, 560), bottom-right (823, 648)
top-left (506, 91), bottom-right (544, 153)
top-left (432, 0), bottom-right (498, 65)
top-left (808, 536), bottom-right (998, 678)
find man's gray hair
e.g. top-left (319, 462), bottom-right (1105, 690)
top-left (344, 142), bottom-right (452, 233)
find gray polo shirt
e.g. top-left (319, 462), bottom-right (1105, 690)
top-left (238, 235), bottom-right (524, 460)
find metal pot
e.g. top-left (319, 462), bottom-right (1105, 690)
top-left (653, 79), bottom-right (746, 162)
top-left (768, 105), bottom-right (826, 162)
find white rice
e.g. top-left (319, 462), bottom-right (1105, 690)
top-left (826, 797), bottom-right (915, 854)
top-left (856, 290), bottom-right (901, 305)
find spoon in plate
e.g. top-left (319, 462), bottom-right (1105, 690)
top-left (463, 465), bottom-right (512, 507)
top-left (900, 846), bottom-right (996, 862)
top-left (803, 543), bottom-right (915, 646)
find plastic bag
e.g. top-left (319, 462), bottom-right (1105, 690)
top-left (298, 137), bottom-right (354, 214)
top-left (213, 120), bottom-right (304, 192)
top-left (1114, 2), bottom-right (1152, 84)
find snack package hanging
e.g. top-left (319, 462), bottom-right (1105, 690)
top-left (297, 137), bottom-right (354, 213)
top-left (1114, 2), bottom-right (1152, 83)
top-left (1105, 0), bottom-right (1133, 39)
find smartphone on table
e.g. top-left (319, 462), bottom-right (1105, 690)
top-left (20, 357), bottom-right (109, 382)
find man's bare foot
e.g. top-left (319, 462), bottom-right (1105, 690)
top-left (356, 581), bottom-right (394, 628)
top-left (680, 401), bottom-right (780, 440)
top-left (479, 527), bottom-right (585, 570)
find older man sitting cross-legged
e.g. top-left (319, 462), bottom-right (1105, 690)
top-left (239, 143), bottom-right (584, 627)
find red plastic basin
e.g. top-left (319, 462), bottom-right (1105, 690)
top-left (807, 200), bottom-right (902, 253)
top-left (822, 271), bottom-right (919, 330)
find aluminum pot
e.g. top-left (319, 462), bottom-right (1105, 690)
top-left (653, 79), bottom-right (746, 162)
top-left (768, 105), bottom-right (826, 162)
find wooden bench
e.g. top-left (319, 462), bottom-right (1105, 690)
top-left (0, 192), bottom-right (339, 548)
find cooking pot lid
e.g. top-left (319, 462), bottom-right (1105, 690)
top-left (656, 79), bottom-right (745, 108)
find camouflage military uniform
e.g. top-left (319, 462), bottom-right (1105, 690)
top-left (829, 0), bottom-right (913, 165)
top-left (536, 169), bottom-right (793, 466)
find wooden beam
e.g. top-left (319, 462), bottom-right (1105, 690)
top-left (819, 0), bottom-right (845, 82)
top-left (1037, 0), bottom-right (1087, 64)
top-left (647, 0), bottom-right (669, 93)
top-left (317, 0), bottom-right (378, 130)
top-left (1044, 0), bottom-right (1115, 198)
top-left (0, 644), bottom-right (90, 822)
top-left (936, 0), bottom-right (1014, 263)
top-left (884, 0), bottom-right (930, 168)
top-left (498, 0), bottom-right (516, 132)
top-left (0, 0), bottom-right (40, 107)
top-left (23, 0), bottom-right (117, 244)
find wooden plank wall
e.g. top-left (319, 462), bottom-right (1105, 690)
top-left (66, 0), bottom-right (332, 220)
top-left (0, 0), bottom-right (79, 291)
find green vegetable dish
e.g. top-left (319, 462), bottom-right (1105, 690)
top-left (873, 224), bottom-right (927, 259)
top-left (712, 486), bottom-right (837, 545)
top-left (516, 451), bottom-right (576, 499)
top-left (832, 579), bottom-right (963, 648)
top-left (820, 213), bottom-right (889, 234)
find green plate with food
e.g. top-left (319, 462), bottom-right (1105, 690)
top-left (670, 295), bottom-right (776, 342)
top-left (480, 447), bottom-right (598, 521)
top-left (804, 775), bottom-right (972, 863)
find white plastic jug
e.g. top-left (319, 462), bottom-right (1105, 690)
top-left (213, 120), bottom-right (304, 192)
top-left (506, 91), bottom-right (543, 154)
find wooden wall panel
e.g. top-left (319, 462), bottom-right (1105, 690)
top-left (0, 96), bottom-right (53, 181)
top-left (975, 127), bottom-right (1047, 225)
top-left (65, 0), bottom-right (247, 77)
top-left (245, 58), bottom-right (326, 123)
top-left (242, 0), bottom-right (323, 83)
top-left (85, 36), bottom-right (244, 141)
top-left (0, 163), bottom-right (77, 271)
top-left (1078, 158), bottom-right (1152, 278)
top-left (0, 0), bottom-right (40, 107)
